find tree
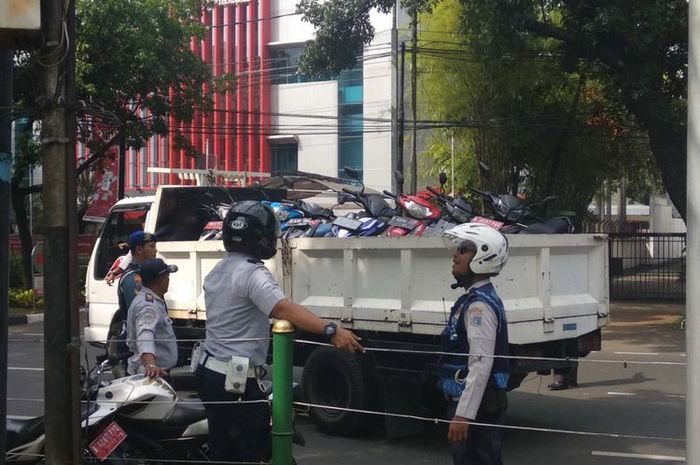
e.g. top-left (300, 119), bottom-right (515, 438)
top-left (11, 0), bottom-right (229, 288)
top-left (298, 0), bottom-right (686, 219)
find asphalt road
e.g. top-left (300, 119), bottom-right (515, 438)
top-left (6, 301), bottom-right (687, 464)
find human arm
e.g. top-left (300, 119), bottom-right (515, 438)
top-left (140, 352), bottom-right (169, 378)
top-left (270, 299), bottom-right (364, 353)
top-left (246, 266), bottom-right (364, 353)
top-left (448, 302), bottom-right (498, 443)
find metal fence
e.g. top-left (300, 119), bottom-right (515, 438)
top-left (608, 233), bottom-right (686, 301)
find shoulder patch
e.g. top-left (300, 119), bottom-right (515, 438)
top-left (468, 308), bottom-right (483, 327)
top-left (140, 308), bottom-right (158, 326)
top-left (145, 293), bottom-right (154, 302)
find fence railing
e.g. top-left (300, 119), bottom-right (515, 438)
top-left (608, 232), bottom-right (686, 301)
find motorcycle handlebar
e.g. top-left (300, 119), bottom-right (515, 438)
top-left (468, 187), bottom-right (487, 197)
top-left (425, 186), bottom-right (441, 197)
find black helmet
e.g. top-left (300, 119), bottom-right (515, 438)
top-left (222, 201), bottom-right (280, 259)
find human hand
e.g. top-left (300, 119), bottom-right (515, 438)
top-left (331, 327), bottom-right (364, 353)
top-left (144, 364), bottom-right (169, 378)
top-left (106, 271), bottom-right (115, 286)
top-left (448, 416), bottom-right (469, 444)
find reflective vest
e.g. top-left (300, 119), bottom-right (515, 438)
top-left (438, 282), bottom-right (510, 397)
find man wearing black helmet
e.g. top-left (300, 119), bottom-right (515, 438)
top-left (195, 201), bottom-right (364, 463)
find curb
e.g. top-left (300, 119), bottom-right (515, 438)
top-left (9, 313), bottom-right (44, 326)
top-left (9, 308), bottom-right (85, 327)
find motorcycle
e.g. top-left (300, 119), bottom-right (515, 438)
top-left (198, 203), bottom-right (232, 241)
top-left (330, 167), bottom-right (395, 237)
top-left (6, 353), bottom-right (209, 464)
top-left (381, 171), bottom-right (442, 236)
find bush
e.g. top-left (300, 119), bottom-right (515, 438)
top-left (9, 288), bottom-right (43, 308)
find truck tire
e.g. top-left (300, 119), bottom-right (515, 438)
top-left (302, 347), bottom-right (377, 436)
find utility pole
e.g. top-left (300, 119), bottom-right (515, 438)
top-left (0, 48), bottom-right (13, 465)
top-left (118, 134), bottom-right (126, 199)
top-left (397, 41), bottom-right (406, 195)
top-left (39, 0), bottom-right (81, 463)
top-left (410, 10), bottom-right (418, 195)
top-left (391, 0), bottom-right (398, 194)
top-left (686, 2), bottom-right (700, 462)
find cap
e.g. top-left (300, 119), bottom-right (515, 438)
top-left (139, 258), bottom-right (178, 284)
top-left (128, 231), bottom-right (157, 249)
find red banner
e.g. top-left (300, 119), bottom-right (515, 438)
top-left (9, 234), bottom-right (96, 258)
top-left (83, 155), bottom-right (119, 223)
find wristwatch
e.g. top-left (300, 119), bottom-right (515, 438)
top-left (323, 322), bottom-right (338, 340)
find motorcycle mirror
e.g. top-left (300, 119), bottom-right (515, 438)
top-left (478, 161), bottom-right (492, 180)
top-left (344, 166), bottom-right (359, 180)
top-left (338, 192), bottom-right (348, 205)
top-left (439, 171), bottom-right (448, 187)
top-left (394, 170), bottom-right (405, 184)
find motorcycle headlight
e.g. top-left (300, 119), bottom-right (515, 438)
top-left (403, 199), bottom-right (433, 219)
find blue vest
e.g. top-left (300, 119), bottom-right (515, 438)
top-left (438, 282), bottom-right (510, 397)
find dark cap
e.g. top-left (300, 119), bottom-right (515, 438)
top-left (128, 231), bottom-right (157, 249)
top-left (139, 258), bottom-right (178, 285)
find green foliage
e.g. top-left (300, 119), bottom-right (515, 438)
top-left (9, 253), bottom-right (25, 289)
top-left (299, 0), bottom-right (685, 218)
top-left (9, 289), bottom-right (43, 308)
top-left (75, 0), bottom-right (229, 156)
top-left (296, 0), bottom-right (437, 76)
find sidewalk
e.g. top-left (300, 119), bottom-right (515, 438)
top-left (604, 300), bottom-right (685, 353)
top-left (8, 307), bottom-right (86, 326)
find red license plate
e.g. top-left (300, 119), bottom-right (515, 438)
top-left (205, 221), bottom-right (223, 230)
top-left (89, 421), bottom-right (127, 461)
top-left (471, 216), bottom-right (505, 230)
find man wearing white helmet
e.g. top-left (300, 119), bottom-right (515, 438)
top-left (440, 223), bottom-right (510, 465)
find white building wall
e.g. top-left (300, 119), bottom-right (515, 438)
top-left (363, 10), bottom-right (394, 192)
top-left (270, 0), bottom-right (396, 192)
top-left (272, 81), bottom-right (339, 177)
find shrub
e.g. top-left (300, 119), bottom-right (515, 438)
top-left (9, 288), bottom-right (43, 308)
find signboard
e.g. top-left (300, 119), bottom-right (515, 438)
top-left (32, 275), bottom-right (43, 297)
top-left (83, 155), bottom-right (118, 223)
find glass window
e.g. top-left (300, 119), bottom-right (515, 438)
top-left (338, 64), bottom-right (363, 180)
top-left (271, 144), bottom-right (298, 175)
top-left (94, 208), bottom-right (150, 279)
top-left (270, 46), bottom-right (332, 85)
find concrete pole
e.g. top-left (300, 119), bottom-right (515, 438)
top-left (451, 132), bottom-right (455, 197)
top-left (0, 48), bottom-right (13, 465)
top-left (687, 2), bottom-right (700, 463)
top-left (40, 0), bottom-right (81, 463)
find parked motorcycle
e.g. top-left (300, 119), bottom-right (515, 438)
top-left (382, 171), bottom-right (442, 236)
top-left (6, 353), bottom-right (209, 464)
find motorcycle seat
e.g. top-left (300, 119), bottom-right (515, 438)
top-left (6, 416), bottom-right (44, 450)
top-left (163, 400), bottom-right (207, 427)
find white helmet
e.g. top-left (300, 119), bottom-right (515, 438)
top-left (442, 223), bottom-right (509, 275)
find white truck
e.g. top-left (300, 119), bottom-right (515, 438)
top-left (84, 185), bottom-right (609, 435)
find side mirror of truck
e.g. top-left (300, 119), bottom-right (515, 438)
top-left (439, 171), bottom-right (448, 187)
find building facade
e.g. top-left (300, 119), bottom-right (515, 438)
top-left (121, 0), bottom-right (397, 194)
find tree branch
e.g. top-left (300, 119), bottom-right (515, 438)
top-left (75, 131), bottom-right (120, 176)
top-left (522, 19), bottom-right (625, 71)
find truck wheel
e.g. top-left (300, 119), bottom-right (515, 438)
top-left (302, 347), bottom-right (376, 436)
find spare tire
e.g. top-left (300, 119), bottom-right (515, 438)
top-left (302, 347), bottom-right (377, 436)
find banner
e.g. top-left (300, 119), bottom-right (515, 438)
top-left (83, 155), bottom-right (118, 223)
